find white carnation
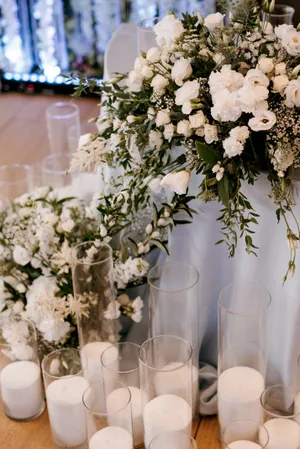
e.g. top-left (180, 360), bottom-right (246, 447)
top-left (223, 137), bottom-right (244, 158)
top-left (204, 12), bottom-right (225, 31)
top-left (13, 245), bottom-right (31, 266)
top-left (189, 111), bottom-right (206, 128)
top-left (273, 75), bottom-right (289, 93)
top-left (151, 74), bottom-right (169, 91)
top-left (204, 124), bottom-right (218, 144)
top-left (211, 90), bottom-right (242, 122)
top-left (257, 57), bottom-right (274, 74)
top-left (155, 110), bottom-right (171, 127)
top-left (153, 14), bottom-right (185, 46)
top-left (149, 130), bottom-right (163, 149)
top-left (175, 80), bottom-right (200, 106)
top-left (248, 110), bottom-right (277, 131)
top-left (160, 171), bottom-right (190, 195)
top-left (171, 58), bottom-right (193, 86)
top-left (209, 65), bottom-right (244, 96)
top-left (229, 126), bottom-right (250, 143)
top-left (177, 120), bottom-right (192, 137)
top-left (146, 47), bottom-right (161, 63)
top-left (104, 301), bottom-right (121, 320)
top-left (285, 78), bottom-right (300, 107)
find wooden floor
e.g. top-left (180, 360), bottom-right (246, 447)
top-left (0, 92), bottom-right (220, 448)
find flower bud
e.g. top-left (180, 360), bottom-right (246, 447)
top-left (146, 224), bottom-right (153, 235)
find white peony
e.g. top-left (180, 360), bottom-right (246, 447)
top-left (177, 120), bottom-right (192, 137)
top-left (189, 111), bottom-right (206, 129)
top-left (282, 30), bottom-right (300, 56)
top-left (171, 58), bottom-right (193, 86)
top-left (13, 245), bottom-right (31, 266)
top-left (149, 130), bottom-right (163, 149)
top-left (248, 110), bottom-right (276, 131)
top-left (275, 62), bottom-right (286, 76)
top-left (285, 78), bottom-right (300, 107)
top-left (163, 123), bottom-right (175, 141)
top-left (211, 90), bottom-right (242, 122)
top-left (274, 24), bottom-right (295, 40)
top-left (151, 74), bottom-right (169, 91)
top-left (273, 75), bottom-right (289, 93)
top-left (223, 137), bottom-right (244, 158)
top-left (257, 57), bottom-right (274, 74)
top-left (160, 171), bottom-right (190, 195)
top-left (146, 47), bottom-right (161, 63)
top-left (230, 126), bottom-right (250, 143)
top-left (155, 110), bottom-right (171, 127)
top-left (153, 14), bottom-right (185, 46)
top-left (175, 80), bottom-right (200, 106)
top-left (209, 65), bottom-right (244, 96)
top-left (204, 12), bottom-right (225, 31)
top-left (204, 124), bottom-right (218, 144)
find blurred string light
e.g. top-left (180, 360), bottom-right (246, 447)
top-left (158, 0), bottom-right (215, 16)
top-left (93, 0), bottom-right (122, 59)
top-left (68, 0), bottom-right (94, 60)
top-left (129, 0), bottom-right (157, 23)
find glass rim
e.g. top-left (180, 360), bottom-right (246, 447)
top-left (222, 419), bottom-right (269, 449)
top-left (101, 342), bottom-right (140, 375)
top-left (0, 315), bottom-right (38, 341)
top-left (147, 261), bottom-right (199, 293)
top-left (0, 164), bottom-right (33, 186)
top-left (42, 153), bottom-right (72, 175)
top-left (218, 282), bottom-right (271, 316)
top-left (46, 101), bottom-right (79, 119)
top-left (268, 4), bottom-right (295, 16)
top-left (70, 241), bottom-right (113, 266)
top-left (149, 430), bottom-right (197, 448)
top-left (137, 16), bottom-right (162, 30)
top-left (138, 334), bottom-right (193, 372)
top-left (41, 348), bottom-right (86, 379)
top-left (260, 383), bottom-right (300, 419)
top-left (82, 380), bottom-right (132, 415)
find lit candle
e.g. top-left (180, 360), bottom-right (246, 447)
top-left (46, 376), bottom-right (89, 447)
top-left (0, 361), bottom-right (44, 420)
top-left (260, 418), bottom-right (300, 449)
top-left (107, 386), bottom-right (144, 447)
top-left (227, 442), bottom-right (262, 449)
top-left (82, 342), bottom-right (118, 385)
top-left (154, 362), bottom-right (199, 416)
top-left (218, 367), bottom-right (264, 432)
top-left (89, 426), bottom-right (133, 449)
top-left (143, 394), bottom-right (192, 448)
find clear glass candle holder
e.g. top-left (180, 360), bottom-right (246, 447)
top-left (260, 384), bottom-right (300, 449)
top-left (46, 102), bottom-right (80, 154)
top-left (0, 164), bottom-right (33, 200)
top-left (137, 17), bottom-right (160, 54)
top-left (265, 4), bottom-right (295, 26)
top-left (42, 348), bottom-right (88, 449)
top-left (83, 381), bottom-right (133, 449)
top-left (41, 153), bottom-right (77, 191)
top-left (0, 316), bottom-right (44, 421)
top-left (67, 121), bottom-right (98, 153)
top-left (101, 342), bottom-right (143, 447)
top-left (222, 420), bottom-right (269, 449)
top-left (149, 430), bottom-right (198, 449)
top-left (148, 261), bottom-right (200, 417)
top-left (218, 282), bottom-right (271, 433)
top-left (139, 335), bottom-right (193, 448)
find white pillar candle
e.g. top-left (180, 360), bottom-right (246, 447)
top-left (227, 442), bottom-right (262, 449)
top-left (218, 367), bottom-right (265, 432)
top-left (107, 386), bottom-right (144, 447)
top-left (0, 361), bottom-right (44, 420)
top-left (154, 363), bottom-right (198, 417)
top-left (143, 394), bottom-right (192, 449)
top-left (89, 426), bottom-right (133, 449)
top-left (82, 342), bottom-right (118, 385)
top-left (46, 376), bottom-right (89, 447)
top-left (260, 418), bottom-right (300, 449)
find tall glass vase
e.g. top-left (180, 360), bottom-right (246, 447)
top-left (71, 241), bottom-right (117, 385)
top-left (218, 282), bottom-right (271, 434)
top-left (148, 261), bottom-right (200, 417)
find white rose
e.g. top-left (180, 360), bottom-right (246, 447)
top-left (149, 130), bottom-right (163, 149)
top-left (177, 120), bottom-right (192, 137)
top-left (160, 171), bottom-right (190, 195)
top-left (182, 101), bottom-right (193, 115)
top-left (134, 56), bottom-right (147, 71)
top-left (282, 30), bottom-right (300, 56)
top-left (248, 110), bottom-right (277, 131)
top-left (230, 126), bottom-right (250, 143)
top-left (189, 111), bottom-right (206, 128)
top-left (211, 89), bottom-right (242, 122)
top-left (141, 66), bottom-right (153, 79)
top-left (285, 78), bottom-right (300, 107)
top-left (257, 57), bottom-right (274, 74)
top-left (146, 47), bottom-right (161, 63)
top-left (156, 110), bottom-right (171, 127)
top-left (61, 219), bottom-right (75, 233)
top-left (153, 14), bottom-right (185, 46)
top-left (223, 137), bottom-right (244, 158)
top-left (175, 80), bottom-right (200, 106)
top-left (275, 62), bottom-right (286, 76)
top-left (151, 74), bottom-right (169, 91)
top-left (209, 65), bottom-right (244, 96)
top-left (171, 58), bottom-right (193, 86)
top-left (127, 69), bottom-right (143, 92)
top-left (274, 24), bottom-right (295, 40)
top-left (273, 75), bottom-right (289, 93)
top-left (163, 123), bottom-right (175, 141)
top-left (204, 12), bottom-right (225, 31)
top-left (204, 124), bottom-right (218, 144)
top-left (13, 246), bottom-right (31, 266)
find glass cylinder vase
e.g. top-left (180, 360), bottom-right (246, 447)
top-left (0, 316), bottom-right (44, 421)
top-left (260, 384), bottom-right (300, 449)
top-left (148, 261), bottom-right (200, 417)
top-left (71, 241), bottom-right (117, 386)
top-left (46, 102), bottom-right (80, 154)
top-left (0, 164), bottom-right (33, 201)
top-left (149, 431), bottom-right (198, 449)
top-left (222, 419), bottom-right (270, 449)
top-left (218, 282), bottom-right (271, 434)
top-left (139, 335), bottom-right (193, 448)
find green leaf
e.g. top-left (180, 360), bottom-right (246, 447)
top-left (149, 239), bottom-right (170, 255)
top-left (153, 203), bottom-right (158, 228)
top-left (196, 142), bottom-right (219, 165)
top-left (218, 174), bottom-right (230, 209)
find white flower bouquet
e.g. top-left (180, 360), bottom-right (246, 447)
top-left (71, 1), bottom-right (300, 280)
top-left (0, 186), bottom-right (157, 356)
